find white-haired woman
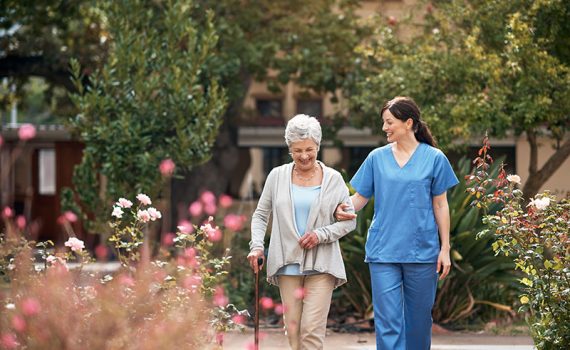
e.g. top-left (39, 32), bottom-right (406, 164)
top-left (248, 114), bottom-right (356, 350)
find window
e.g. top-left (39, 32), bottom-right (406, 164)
top-left (262, 147), bottom-right (288, 179)
top-left (296, 99), bottom-right (323, 118)
top-left (256, 99), bottom-right (283, 119)
top-left (38, 148), bottom-right (56, 195)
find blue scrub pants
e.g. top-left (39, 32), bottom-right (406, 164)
top-left (369, 263), bottom-right (438, 350)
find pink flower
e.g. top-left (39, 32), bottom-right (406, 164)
top-left (182, 275), bottom-right (202, 291)
top-left (201, 222), bottom-right (222, 242)
top-left (64, 237), bottom-right (85, 252)
top-left (0, 333), bottom-right (18, 349)
top-left (232, 314), bottom-right (246, 325)
top-left (159, 158), bottom-right (176, 176)
top-left (21, 297), bottom-right (41, 316)
top-left (94, 245), bottom-right (109, 260)
top-left (213, 286), bottom-right (228, 306)
top-left (260, 297), bottom-right (274, 310)
top-left (147, 207), bottom-right (162, 221)
top-left (162, 232), bottom-right (175, 246)
top-left (137, 209), bottom-right (151, 223)
top-left (117, 198), bottom-right (133, 208)
top-left (15, 216), bottom-right (26, 230)
top-left (204, 203), bottom-right (217, 216)
top-left (136, 193), bottom-right (152, 205)
top-left (2, 206), bottom-right (13, 218)
top-left (112, 206), bottom-right (123, 218)
top-left (200, 191), bottom-right (216, 205)
top-left (293, 287), bottom-right (305, 300)
top-left (63, 211), bottom-right (78, 223)
top-left (219, 194), bottom-right (233, 208)
top-left (188, 201), bottom-right (203, 217)
top-left (11, 315), bottom-right (26, 332)
top-left (224, 214), bottom-right (245, 232)
top-left (216, 333), bottom-right (224, 345)
top-left (18, 123), bottom-right (36, 141)
top-left (274, 303), bottom-right (285, 315)
top-left (506, 174), bottom-right (521, 185)
top-left (177, 220), bottom-right (194, 234)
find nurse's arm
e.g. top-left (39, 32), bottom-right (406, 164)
top-left (433, 192), bottom-right (451, 280)
top-left (335, 193), bottom-right (369, 221)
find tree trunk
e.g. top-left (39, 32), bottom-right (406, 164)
top-left (522, 131), bottom-right (570, 198)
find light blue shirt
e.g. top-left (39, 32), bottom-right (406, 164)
top-left (350, 143), bottom-right (459, 263)
top-left (277, 184), bottom-right (321, 275)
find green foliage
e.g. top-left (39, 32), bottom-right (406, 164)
top-left (67, 0), bottom-right (226, 228)
top-left (467, 137), bottom-right (570, 349)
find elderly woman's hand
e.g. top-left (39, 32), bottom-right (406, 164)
top-left (299, 231), bottom-right (319, 249)
top-left (247, 249), bottom-right (265, 273)
top-left (335, 203), bottom-right (357, 221)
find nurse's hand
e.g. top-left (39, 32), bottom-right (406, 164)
top-left (299, 231), bottom-right (319, 249)
top-left (335, 203), bottom-right (357, 221)
top-left (437, 248), bottom-right (451, 280)
top-left (247, 249), bottom-right (265, 273)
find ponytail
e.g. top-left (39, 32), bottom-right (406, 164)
top-left (415, 120), bottom-right (437, 148)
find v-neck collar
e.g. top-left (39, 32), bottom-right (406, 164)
top-left (389, 142), bottom-right (423, 169)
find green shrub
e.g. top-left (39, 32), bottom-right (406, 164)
top-left (467, 137), bottom-right (570, 349)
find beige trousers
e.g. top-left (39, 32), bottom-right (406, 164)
top-left (278, 274), bottom-right (335, 350)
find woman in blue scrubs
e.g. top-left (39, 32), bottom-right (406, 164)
top-left (336, 96), bottom-right (458, 349)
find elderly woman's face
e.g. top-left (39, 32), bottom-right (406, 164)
top-left (290, 139), bottom-right (318, 170)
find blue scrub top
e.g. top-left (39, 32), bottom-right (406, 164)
top-left (350, 142), bottom-right (459, 263)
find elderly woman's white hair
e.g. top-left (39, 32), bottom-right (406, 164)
top-left (284, 114), bottom-right (322, 148)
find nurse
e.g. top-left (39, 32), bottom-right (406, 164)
top-left (336, 96), bottom-right (458, 349)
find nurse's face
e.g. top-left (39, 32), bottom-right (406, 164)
top-left (381, 109), bottom-right (411, 143)
top-left (289, 139), bottom-right (319, 171)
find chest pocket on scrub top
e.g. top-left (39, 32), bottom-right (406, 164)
top-left (408, 179), bottom-right (432, 209)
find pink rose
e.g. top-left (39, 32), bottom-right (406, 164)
top-left (15, 216), bottom-right (26, 230)
top-left (2, 206), bottom-right (13, 218)
top-left (117, 198), bottom-right (133, 208)
top-left (21, 297), bottom-right (41, 316)
top-left (159, 158), bottom-right (176, 176)
top-left (260, 297), bottom-right (274, 310)
top-left (64, 237), bottom-right (85, 252)
top-left (161, 232), bottom-right (175, 246)
top-left (232, 314), bottom-right (246, 325)
top-left (18, 123), bottom-right (36, 141)
top-left (147, 207), bottom-right (162, 221)
top-left (137, 209), bottom-right (151, 223)
top-left (200, 191), bottom-right (216, 205)
top-left (11, 315), bottom-right (26, 332)
top-left (204, 203), bottom-right (217, 216)
top-left (136, 193), bottom-right (152, 205)
top-left (223, 214), bottom-right (245, 232)
top-left (94, 245), bottom-right (109, 260)
top-left (177, 220), bottom-right (194, 234)
top-left (112, 207), bottom-right (123, 218)
top-left (64, 211), bottom-right (78, 223)
top-left (213, 286), bottom-right (228, 306)
top-left (0, 333), bottom-right (18, 349)
top-left (201, 222), bottom-right (221, 242)
top-left (188, 201), bottom-right (203, 217)
top-left (219, 194), bottom-right (233, 208)
top-left (274, 303), bottom-right (285, 315)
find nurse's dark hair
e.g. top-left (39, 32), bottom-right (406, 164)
top-left (380, 96), bottom-right (438, 148)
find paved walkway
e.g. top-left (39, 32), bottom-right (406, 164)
top-left (223, 328), bottom-right (535, 350)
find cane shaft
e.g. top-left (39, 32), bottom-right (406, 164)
top-left (254, 269), bottom-right (260, 349)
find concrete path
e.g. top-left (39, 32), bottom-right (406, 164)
top-left (223, 328), bottom-right (535, 350)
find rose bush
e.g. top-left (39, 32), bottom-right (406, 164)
top-left (467, 136), bottom-right (569, 349)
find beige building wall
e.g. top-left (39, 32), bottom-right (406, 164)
top-left (516, 137), bottom-right (570, 196)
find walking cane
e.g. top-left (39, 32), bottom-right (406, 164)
top-left (254, 256), bottom-right (264, 350)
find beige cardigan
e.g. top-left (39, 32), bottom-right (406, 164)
top-left (249, 161), bottom-right (356, 288)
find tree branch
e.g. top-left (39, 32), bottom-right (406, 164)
top-left (523, 136), bottom-right (570, 198)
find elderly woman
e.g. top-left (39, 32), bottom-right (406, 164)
top-left (247, 114), bottom-right (356, 350)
